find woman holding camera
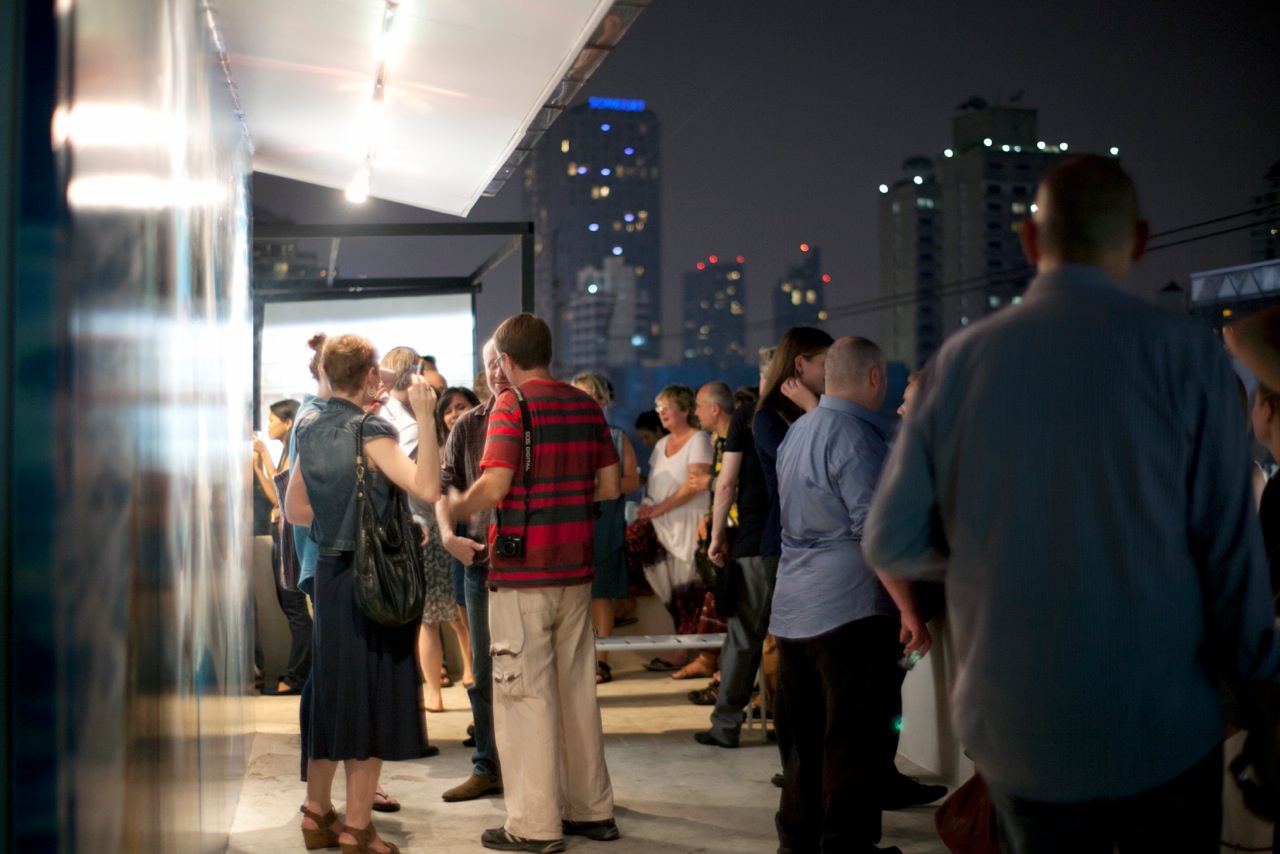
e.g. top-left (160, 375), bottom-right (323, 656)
top-left (286, 334), bottom-right (440, 854)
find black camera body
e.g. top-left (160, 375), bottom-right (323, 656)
top-left (494, 533), bottom-right (525, 558)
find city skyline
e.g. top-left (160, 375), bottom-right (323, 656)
top-left (255, 0), bottom-right (1280, 361)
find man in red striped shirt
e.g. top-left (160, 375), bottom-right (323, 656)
top-left (449, 313), bottom-right (622, 854)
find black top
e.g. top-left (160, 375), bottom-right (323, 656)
top-left (1260, 472), bottom-right (1280, 612)
top-left (726, 404), bottom-right (768, 558)
top-left (753, 406), bottom-right (790, 557)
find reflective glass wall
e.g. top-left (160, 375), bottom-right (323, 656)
top-left (5, 0), bottom-right (254, 851)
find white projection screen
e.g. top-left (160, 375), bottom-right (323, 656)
top-left (258, 293), bottom-right (475, 434)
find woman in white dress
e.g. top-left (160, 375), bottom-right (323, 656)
top-left (636, 384), bottom-right (713, 672)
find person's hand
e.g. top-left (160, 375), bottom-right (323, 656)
top-left (900, 612), bottom-right (932, 658)
top-left (696, 514), bottom-right (710, 541)
top-left (708, 533), bottom-right (729, 567)
top-left (781, 376), bottom-right (819, 412)
top-left (686, 470), bottom-right (712, 492)
top-left (408, 375), bottom-right (438, 422)
top-left (635, 502), bottom-right (657, 521)
top-left (251, 435), bottom-right (267, 458)
top-left (441, 529), bottom-right (485, 566)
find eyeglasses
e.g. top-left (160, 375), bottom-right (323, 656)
top-left (488, 354), bottom-right (504, 370)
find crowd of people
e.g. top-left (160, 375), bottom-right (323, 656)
top-left (258, 154), bottom-right (1280, 854)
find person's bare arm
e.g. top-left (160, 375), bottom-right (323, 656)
top-left (284, 460), bottom-right (314, 527)
top-left (636, 462), bottom-right (711, 520)
top-left (876, 570), bottom-right (932, 657)
top-left (595, 461), bottom-right (621, 502)
top-left (619, 434), bottom-right (641, 494)
top-left (708, 451), bottom-right (742, 567)
top-left (436, 491), bottom-right (485, 565)
top-left (449, 467), bottom-right (516, 521)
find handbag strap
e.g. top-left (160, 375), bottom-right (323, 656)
top-left (495, 386), bottom-right (535, 536)
top-left (355, 412), bottom-right (373, 497)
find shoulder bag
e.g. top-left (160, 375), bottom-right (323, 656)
top-left (352, 412), bottom-right (427, 626)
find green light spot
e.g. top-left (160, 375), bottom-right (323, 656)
top-left (894, 715), bottom-right (903, 732)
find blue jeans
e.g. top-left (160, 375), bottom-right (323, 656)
top-left (464, 562), bottom-right (498, 779)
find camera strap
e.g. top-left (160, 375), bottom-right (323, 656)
top-left (494, 386), bottom-right (535, 539)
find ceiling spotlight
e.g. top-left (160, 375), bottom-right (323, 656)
top-left (346, 162), bottom-right (371, 203)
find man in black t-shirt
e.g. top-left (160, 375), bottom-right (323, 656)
top-left (695, 401), bottom-right (773, 748)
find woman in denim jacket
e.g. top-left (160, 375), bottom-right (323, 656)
top-left (286, 333), bottom-right (440, 854)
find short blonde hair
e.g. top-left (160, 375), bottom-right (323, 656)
top-left (656, 384), bottom-right (698, 428)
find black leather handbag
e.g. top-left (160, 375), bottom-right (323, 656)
top-left (352, 413), bottom-right (427, 626)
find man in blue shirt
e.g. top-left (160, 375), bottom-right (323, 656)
top-left (866, 155), bottom-right (1280, 853)
top-left (772, 336), bottom-right (932, 854)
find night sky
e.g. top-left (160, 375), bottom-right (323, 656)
top-left (255, 0), bottom-right (1280, 360)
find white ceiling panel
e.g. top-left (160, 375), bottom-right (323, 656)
top-left (215, 0), bottom-right (617, 216)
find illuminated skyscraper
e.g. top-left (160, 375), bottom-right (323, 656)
top-left (773, 244), bottom-right (828, 344)
top-left (524, 97), bottom-right (661, 374)
top-left (682, 256), bottom-right (746, 369)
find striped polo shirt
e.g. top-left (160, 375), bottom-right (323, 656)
top-left (479, 379), bottom-right (619, 588)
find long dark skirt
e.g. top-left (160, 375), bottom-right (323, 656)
top-left (308, 551), bottom-right (424, 761)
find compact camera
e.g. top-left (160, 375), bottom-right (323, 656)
top-left (494, 533), bottom-right (525, 558)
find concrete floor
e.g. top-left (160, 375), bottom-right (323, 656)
top-left (228, 653), bottom-right (950, 854)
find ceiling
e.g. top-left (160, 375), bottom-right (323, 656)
top-left (215, 0), bottom-right (644, 217)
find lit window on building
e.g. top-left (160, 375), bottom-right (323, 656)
top-left (600, 186), bottom-right (610, 197)
top-left (591, 186), bottom-right (600, 199)
top-left (818, 310), bottom-right (828, 320)
top-left (624, 147), bottom-right (635, 155)
top-left (588, 223), bottom-right (599, 232)
top-left (781, 282), bottom-right (792, 292)
top-left (700, 300), bottom-right (710, 309)
top-left (567, 163), bottom-right (578, 176)
top-left (624, 213), bottom-right (635, 222)
top-left (726, 285), bottom-right (736, 294)
top-left (961, 316), bottom-right (970, 325)
top-left (791, 291), bottom-right (802, 306)
top-left (611, 246), bottom-right (623, 256)
top-left (561, 139), bottom-right (570, 153)
top-left (636, 266), bottom-right (645, 276)
top-left (988, 294), bottom-right (1001, 308)
top-left (577, 166), bottom-right (587, 175)
top-left (727, 271), bottom-right (741, 281)
top-left (1012, 296), bottom-right (1023, 305)
top-left (601, 123), bottom-right (611, 131)
top-left (1011, 202), bottom-right (1028, 214)
top-left (731, 301), bottom-right (743, 315)
top-left (806, 290), bottom-right (816, 304)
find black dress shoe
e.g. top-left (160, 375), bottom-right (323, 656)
top-left (693, 729), bottom-right (738, 749)
top-left (880, 775), bottom-right (947, 809)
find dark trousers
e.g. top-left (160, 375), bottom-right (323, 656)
top-left (775, 616), bottom-right (905, 854)
top-left (988, 743), bottom-right (1224, 854)
top-left (272, 526), bottom-right (313, 688)
top-left (464, 562), bottom-right (499, 779)
top-left (709, 554), bottom-right (778, 740)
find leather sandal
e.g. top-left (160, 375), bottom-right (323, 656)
top-left (595, 661), bottom-right (613, 684)
top-left (340, 822), bottom-right (399, 854)
top-left (300, 804), bottom-right (341, 850)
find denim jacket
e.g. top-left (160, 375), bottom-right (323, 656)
top-left (296, 397), bottom-right (397, 555)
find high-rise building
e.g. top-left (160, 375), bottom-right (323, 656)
top-left (562, 257), bottom-right (638, 372)
top-left (878, 104), bottom-right (1073, 368)
top-left (681, 256), bottom-right (746, 369)
top-left (878, 164), bottom-right (942, 369)
top-left (773, 244), bottom-right (829, 344)
top-left (524, 97), bottom-right (661, 375)
top-left (1250, 159), bottom-right (1279, 262)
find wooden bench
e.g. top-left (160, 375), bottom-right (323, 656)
top-left (594, 632), bottom-right (727, 652)
top-left (595, 632), bottom-right (771, 739)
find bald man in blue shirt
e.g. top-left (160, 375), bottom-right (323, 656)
top-left (866, 155), bottom-right (1280, 853)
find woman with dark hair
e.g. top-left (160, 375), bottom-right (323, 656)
top-left (286, 334), bottom-right (440, 854)
top-left (253, 397), bottom-right (308, 696)
top-left (752, 326), bottom-right (831, 783)
top-left (428, 385), bottom-right (482, 702)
